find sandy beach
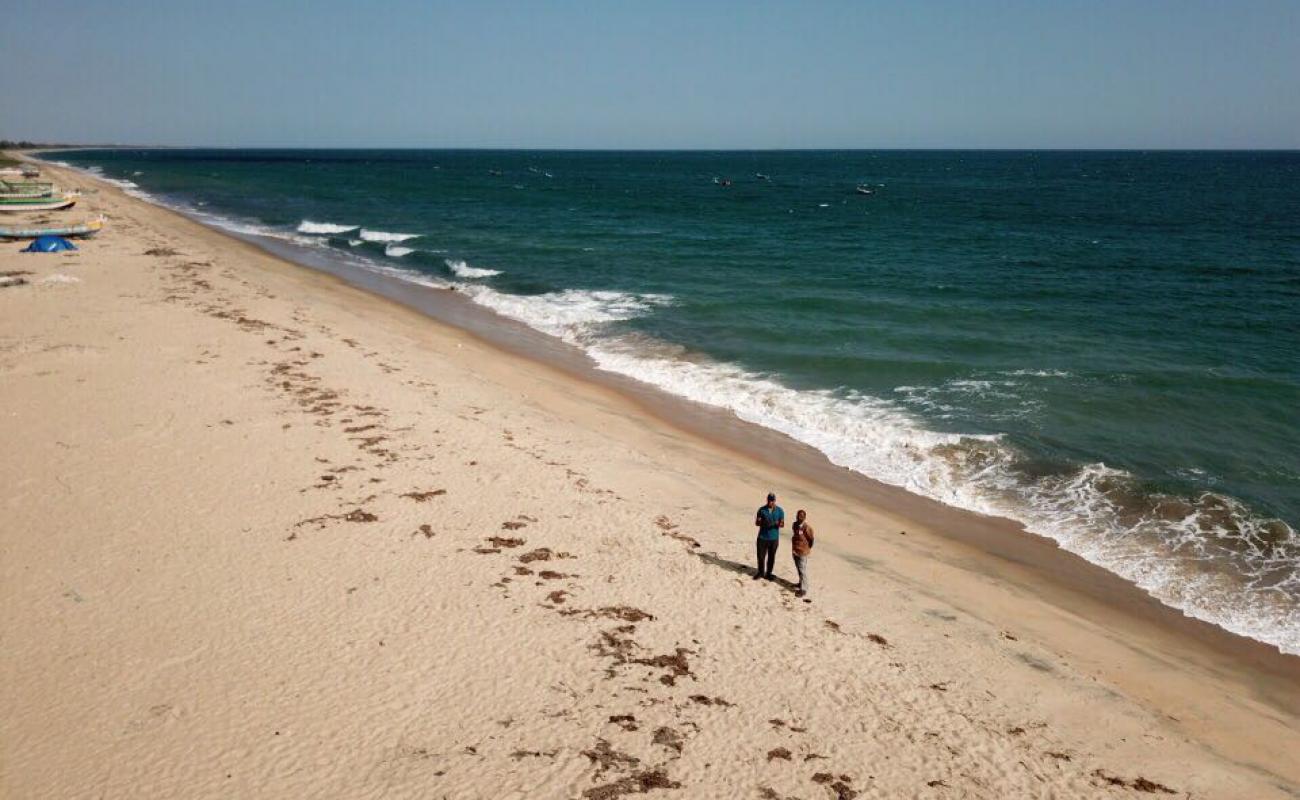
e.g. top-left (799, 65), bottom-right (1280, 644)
top-left (2, 157), bottom-right (1298, 799)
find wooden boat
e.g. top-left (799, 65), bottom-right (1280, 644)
top-left (0, 216), bottom-right (104, 240)
top-left (0, 182), bottom-right (55, 199)
top-left (0, 195), bottom-right (77, 212)
top-left (2, 180), bottom-right (54, 192)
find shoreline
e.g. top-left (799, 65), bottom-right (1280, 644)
top-left (36, 151), bottom-right (1300, 680)
top-left (5, 154), bottom-right (1298, 798)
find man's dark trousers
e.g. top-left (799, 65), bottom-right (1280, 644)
top-left (756, 537), bottom-right (778, 577)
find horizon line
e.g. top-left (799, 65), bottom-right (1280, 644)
top-left (18, 145), bottom-right (1300, 154)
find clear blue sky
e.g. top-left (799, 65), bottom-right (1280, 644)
top-left (3, 0), bottom-right (1296, 149)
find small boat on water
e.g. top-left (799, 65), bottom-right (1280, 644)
top-left (0, 216), bottom-right (104, 240)
top-left (855, 184), bottom-right (874, 195)
top-left (0, 194), bottom-right (77, 212)
top-left (755, 173), bottom-right (771, 181)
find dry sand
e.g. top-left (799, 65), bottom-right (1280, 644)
top-left (2, 158), bottom-right (1298, 799)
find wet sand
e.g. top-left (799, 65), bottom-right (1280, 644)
top-left (2, 155), bottom-right (1297, 799)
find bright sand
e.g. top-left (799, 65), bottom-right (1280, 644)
top-left (3, 158), bottom-right (1298, 799)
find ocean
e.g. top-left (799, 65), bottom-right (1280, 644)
top-left (50, 148), bottom-right (1300, 654)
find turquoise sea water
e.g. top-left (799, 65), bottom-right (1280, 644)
top-left (51, 149), bottom-right (1299, 653)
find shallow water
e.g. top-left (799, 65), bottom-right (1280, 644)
top-left (52, 148), bottom-right (1300, 653)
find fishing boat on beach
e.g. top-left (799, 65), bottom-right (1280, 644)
top-left (0, 166), bottom-right (40, 179)
top-left (0, 181), bottom-right (55, 199)
top-left (0, 194), bottom-right (77, 212)
top-left (0, 216), bottom-right (104, 240)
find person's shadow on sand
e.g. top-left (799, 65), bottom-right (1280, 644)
top-left (693, 550), bottom-right (801, 593)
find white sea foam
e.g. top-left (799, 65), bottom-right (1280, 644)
top-left (385, 244), bottom-right (414, 258)
top-left (1001, 369), bottom-right (1072, 378)
top-left (297, 220), bottom-right (358, 234)
top-left (347, 239), bottom-right (364, 247)
top-left (445, 259), bottom-right (501, 279)
top-left (457, 286), bottom-right (671, 341)
top-left (359, 229), bottom-right (420, 243)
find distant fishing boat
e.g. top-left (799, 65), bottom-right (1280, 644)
top-left (755, 173), bottom-right (771, 181)
top-left (855, 184), bottom-right (874, 195)
top-left (0, 194), bottom-right (77, 212)
top-left (0, 216), bottom-right (104, 240)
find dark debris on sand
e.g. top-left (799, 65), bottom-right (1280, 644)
top-left (811, 773), bottom-right (858, 799)
top-left (687, 694), bottom-right (733, 708)
top-left (581, 739), bottom-right (640, 776)
top-left (654, 515), bottom-right (701, 548)
top-left (509, 748), bottom-right (557, 759)
top-left (633, 648), bottom-right (693, 686)
top-left (401, 489), bottom-right (446, 502)
top-left (583, 769), bottom-right (681, 799)
top-left (1091, 769), bottom-right (1176, 794)
top-left (586, 606), bottom-right (655, 623)
top-left (652, 726), bottom-right (684, 754)
top-left (608, 714), bottom-right (639, 732)
top-left (293, 508), bottom-right (377, 531)
top-left (518, 547), bottom-right (573, 563)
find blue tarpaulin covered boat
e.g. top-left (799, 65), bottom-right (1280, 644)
top-left (22, 235), bottom-right (78, 252)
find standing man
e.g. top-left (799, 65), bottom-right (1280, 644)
top-left (754, 492), bottom-right (784, 580)
top-left (791, 509), bottom-right (815, 598)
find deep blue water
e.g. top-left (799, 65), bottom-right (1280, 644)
top-left (51, 148), bottom-right (1299, 652)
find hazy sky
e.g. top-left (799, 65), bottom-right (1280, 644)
top-left (3, 0), bottom-right (1296, 149)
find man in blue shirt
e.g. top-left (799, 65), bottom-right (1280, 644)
top-left (754, 492), bottom-right (784, 580)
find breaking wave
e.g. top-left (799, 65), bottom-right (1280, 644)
top-left (359, 229), bottom-right (420, 243)
top-left (445, 259), bottom-right (502, 278)
top-left (297, 220), bottom-right (358, 234)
